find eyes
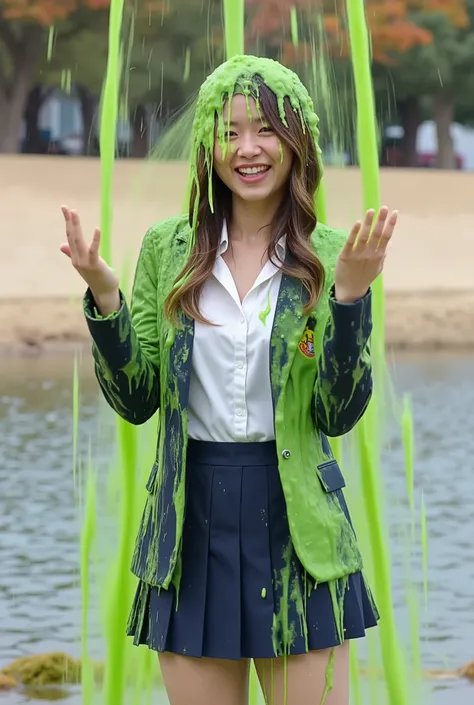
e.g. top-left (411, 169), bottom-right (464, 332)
top-left (223, 125), bottom-right (274, 139)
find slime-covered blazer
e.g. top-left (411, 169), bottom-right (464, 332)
top-left (84, 214), bottom-right (372, 593)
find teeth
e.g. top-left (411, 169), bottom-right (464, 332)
top-left (238, 166), bottom-right (268, 175)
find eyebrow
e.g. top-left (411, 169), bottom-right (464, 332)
top-left (227, 117), bottom-right (268, 127)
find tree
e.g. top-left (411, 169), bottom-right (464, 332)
top-left (0, 0), bottom-right (112, 152)
top-left (40, 24), bottom-right (110, 155)
top-left (247, 0), bottom-right (471, 168)
top-left (246, 0), bottom-right (436, 63)
top-left (245, 0), bottom-right (441, 163)
top-left (0, 0), bottom-right (221, 155)
top-left (372, 0), bottom-right (472, 167)
top-left (119, 0), bottom-right (224, 156)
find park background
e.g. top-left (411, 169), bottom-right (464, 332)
top-left (0, 0), bottom-right (473, 352)
top-left (0, 1), bottom-right (473, 704)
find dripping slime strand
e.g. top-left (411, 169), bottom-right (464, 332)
top-left (346, 1), bottom-right (412, 704)
top-left (221, 11), bottom-right (261, 705)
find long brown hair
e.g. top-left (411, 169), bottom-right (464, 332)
top-left (164, 78), bottom-right (325, 324)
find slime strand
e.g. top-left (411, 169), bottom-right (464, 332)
top-left (347, 0), bottom-right (412, 703)
top-left (99, 0), bottom-right (125, 266)
top-left (223, 0), bottom-right (245, 58)
top-left (223, 5), bottom-right (263, 705)
top-left (402, 394), bottom-right (415, 537)
top-left (421, 492), bottom-right (428, 607)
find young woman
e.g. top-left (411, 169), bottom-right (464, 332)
top-left (60, 55), bottom-right (397, 705)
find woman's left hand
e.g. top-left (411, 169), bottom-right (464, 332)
top-left (334, 206), bottom-right (398, 303)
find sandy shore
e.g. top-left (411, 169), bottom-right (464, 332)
top-left (1, 155), bottom-right (473, 354)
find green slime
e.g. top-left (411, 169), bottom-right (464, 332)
top-left (259, 293), bottom-right (272, 326)
top-left (346, 2), bottom-right (412, 704)
top-left (89, 78), bottom-right (370, 705)
top-left (80, 2), bottom-right (151, 705)
top-left (75, 2), bottom-right (429, 705)
top-left (183, 53), bottom-right (323, 267)
top-left (86, 24), bottom-right (372, 705)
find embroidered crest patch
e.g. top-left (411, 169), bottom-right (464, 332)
top-left (298, 324), bottom-right (315, 358)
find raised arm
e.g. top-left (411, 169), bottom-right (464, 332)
top-left (314, 206), bottom-right (398, 437)
top-left (59, 207), bottom-right (161, 425)
top-left (84, 229), bottom-right (161, 425)
top-left (314, 288), bottom-right (372, 436)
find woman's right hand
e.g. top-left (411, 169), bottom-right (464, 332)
top-left (60, 206), bottom-right (120, 314)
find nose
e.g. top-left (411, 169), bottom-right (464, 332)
top-left (236, 131), bottom-right (261, 158)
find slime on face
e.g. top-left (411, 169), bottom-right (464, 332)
top-left (184, 54), bottom-right (324, 261)
top-left (87, 51), bottom-right (377, 705)
top-left (87, 2), bottom-right (414, 701)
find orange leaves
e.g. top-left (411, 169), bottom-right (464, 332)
top-left (408, 0), bottom-right (469, 28)
top-left (1, 0), bottom-right (166, 25)
top-left (364, 0), bottom-right (469, 62)
top-left (246, 0), bottom-right (470, 65)
top-left (322, 1), bottom-right (434, 63)
top-left (371, 24), bottom-right (432, 61)
top-left (280, 40), bottom-right (312, 65)
top-left (363, 0), bottom-right (432, 62)
top-left (2, 0), bottom-right (109, 24)
top-left (246, 0), bottom-right (308, 39)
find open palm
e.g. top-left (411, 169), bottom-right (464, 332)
top-left (335, 206), bottom-right (398, 303)
top-left (60, 206), bottom-right (119, 299)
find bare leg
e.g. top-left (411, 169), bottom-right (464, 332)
top-left (159, 652), bottom-right (250, 705)
top-left (254, 641), bottom-right (350, 705)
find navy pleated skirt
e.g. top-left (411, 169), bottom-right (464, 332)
top-left (127, 440), bottom-right (379, 659)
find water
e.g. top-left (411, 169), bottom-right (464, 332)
top-left (0, 353), bottom-right (473, 704)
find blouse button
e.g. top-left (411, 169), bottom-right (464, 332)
top-left (282, 449), bottom-right (291, 459)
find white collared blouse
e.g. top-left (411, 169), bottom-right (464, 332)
top-left (188, 221), bottom-right (285, 442)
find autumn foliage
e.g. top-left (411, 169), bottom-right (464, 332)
top-left (246, 0), bottom-right (469, 65)
top-left (408, 0), bottom-right (468, 27)
top-left (0, 0), bottom-right (166, 25)
top-left (1, 0), bottom-right (110, 24)
top-left (364, 0), bottom-right (469, 60)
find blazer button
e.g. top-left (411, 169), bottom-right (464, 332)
top-left (282, 449), bottom-right (291, 459)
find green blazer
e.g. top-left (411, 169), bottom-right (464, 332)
top-left (84, 214), bottom-right (372, 594)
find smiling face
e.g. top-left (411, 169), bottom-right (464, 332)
top-left (213, 93), bottom-right (293, 208)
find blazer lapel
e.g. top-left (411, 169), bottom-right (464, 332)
top-left (166, 223), bottom-right (195, 411)
top-left (270, 253), bottom-right (309, 411)
top-left (167, 225), bottom-right (309, 414)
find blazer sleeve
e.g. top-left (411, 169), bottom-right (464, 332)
top-left (83, 227), bottom-right (161, 425)
top-left (314, 286), bottom-right (373, 437)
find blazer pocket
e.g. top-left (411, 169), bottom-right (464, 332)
top-left (145, 463), bottom-right (159, 493)
top-left (316, 459), bottom-right (346, 492)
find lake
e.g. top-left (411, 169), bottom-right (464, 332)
top-left (0, 353), bottom-right (473, 704)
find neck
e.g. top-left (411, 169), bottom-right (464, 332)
top-left (229, 194), bottom-right (281, 244)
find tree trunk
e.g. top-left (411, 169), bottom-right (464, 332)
top-left (77, 84), bottom-right (97, 155)
top-left (23, 85), bottom-right (50, 153)
top-left (434, 93), bottom-right (456, 170)
top-left (131, 104), bottom-right (149, 158)
top-left (398, 96), bottom-right (421, 167)
top-left (0, 25), bottom-right (44, 153)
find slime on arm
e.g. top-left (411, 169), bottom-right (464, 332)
top-left (78, 2), bottom-right (422, 704)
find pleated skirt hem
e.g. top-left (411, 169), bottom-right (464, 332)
top-left (127, 440), bottom-right (379, 660)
